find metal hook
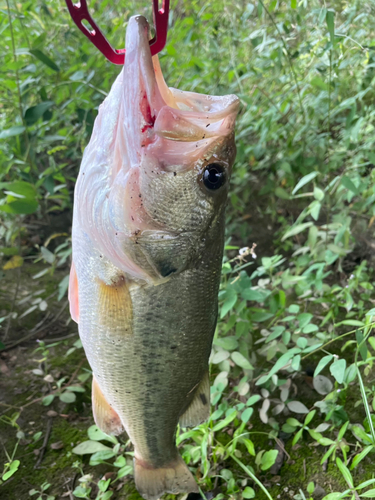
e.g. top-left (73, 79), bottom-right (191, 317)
top-left (65, 0), bottom-right (170, 65)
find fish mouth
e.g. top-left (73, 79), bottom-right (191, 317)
top-left (124, 16), bottom-right (240, 166)
top-left (122, 16), bottom-right (161, 164)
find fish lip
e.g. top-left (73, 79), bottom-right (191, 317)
top-left (126, 15), bottom-right (154, 86)
top-left (125, 16), bottom-right (163, 123)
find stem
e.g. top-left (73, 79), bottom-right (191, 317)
top-left (3, 225), bottom-right (21, 341)
top-left (335, 33), bottom-right (364, 50)
top-left (198, 487), bottom-right (208, 500)
top-left (224, 431), bottom-right (275, 451)
top-left (324, 31), bottom-right (334, 250)
top-left (301, 322), bottom-right (375, 361)
top-left (355, 328), bottom-right (375, 444)
top-left (10, 439), bottom-right (19, 462)
top-left (230, 453), bottom-right (274, 500)
top-left (3, 267), bottom-right (20, 341)
top-left (258, 0), bottom-right (306, 123)
top-left (5, 0), bottom-right (29, 154)
top-left (11, 0), bottom-right (30, 48)
top-left (327, 45), bottom-right (332, 139)
top-left (356, 367), bottom-right (375, 443)
top-left (252, 85), bottom-right (299, 135)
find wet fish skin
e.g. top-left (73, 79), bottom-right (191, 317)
top-left (69, 15), bottom-right (239, 500)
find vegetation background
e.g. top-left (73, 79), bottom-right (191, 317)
top-left (1, 0), bottom-right (375, 499)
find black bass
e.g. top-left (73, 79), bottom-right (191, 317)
top-left (69, 15), bottom-right (239, 500)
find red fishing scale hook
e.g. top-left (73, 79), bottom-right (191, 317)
top-left (65, 0), bottom-right (170, 65)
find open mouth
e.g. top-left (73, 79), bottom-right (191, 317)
top-left (123, 15), bottom-right (240, 154)
top-left (72, 15), bottom-right (240, 285)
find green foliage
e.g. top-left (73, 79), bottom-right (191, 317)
top-left (69, 426), bottom-right (133, 498)
top-left (3, 0), bottom-right (375, 498)
top-left (28, 482), bottom-right (55, 500)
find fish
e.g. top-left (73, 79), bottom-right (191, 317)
top-left (69, 14), bottom-right (239, 500)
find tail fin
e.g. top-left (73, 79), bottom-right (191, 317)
top-left (134, 455), bottom-right (199, 500)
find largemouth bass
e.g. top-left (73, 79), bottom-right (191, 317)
top-left (69, 15), bottom-right (239, 500)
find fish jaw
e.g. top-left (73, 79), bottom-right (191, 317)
top-left (122, 16), bottom-right (166, 165)
top-left (122, 15), bottom-right (240, 171)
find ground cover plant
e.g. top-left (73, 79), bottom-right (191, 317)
top-left (2, 0), bottom-right (375, 498)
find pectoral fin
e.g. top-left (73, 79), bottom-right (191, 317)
top-left (92, 377), bottom-right (124, 436)
top-left (179, 371), bottom-right (210, 428)
top-left (68, 262), bottom-right (79, 323)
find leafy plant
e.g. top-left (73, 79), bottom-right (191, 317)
top-left (4, 0), bottom-right (375, 498)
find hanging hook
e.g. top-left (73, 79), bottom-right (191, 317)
top-left (65, 0), bottom-right (170, 65)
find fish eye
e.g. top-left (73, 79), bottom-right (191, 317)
top-left (202, 163), bottom-right (226, 191)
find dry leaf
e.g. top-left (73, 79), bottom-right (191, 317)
top-left (272, 403), bottom-right (285, 416)
top-left (50, 441), bottom-right (64, 450)
top-left (3, 255), bottom-right (23, 270)
top-left (0, 361), bottom-right (9, 374)
top-left (259, 398), bottom-right (270, 423)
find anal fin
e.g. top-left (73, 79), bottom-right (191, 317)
top-left (92, 377), bottom-right (124, 436)
top-left (179, 371), bottom-right (210, 428)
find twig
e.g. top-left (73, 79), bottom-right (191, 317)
top-left (30, 313), bottom-right (52, 333)
top-left (2, 300), bottom-right (69, 351)
top-left (63, 476), bottom-right (74, 500)
top-left (251, 85), bottom-right (298, 134)
top-left (275, 436), bottom-right (290, 461)
top-left (25, 390), bottom-right (40, 402)
top-left (258, 0), bottom-right (306, 123)
top-left (34, 418), bottom-right (52, 469)
top-left (4, 312), bottom-right (54, 350)
top-left (44, 333), bottom-right (78, 343)
top-left (3, 328), bottom-right (45, 352)
top-left (0, 402), bottom-right (19, 409)
top-left (3, 267), bottom-right (21, 341)
top-left (41, 299), bottom-right (69, 327)
top-left (66, 358), bottom-right (85, 387)
top-left (71, 472), bottom-right (79, 494)
top-left (21, 357), bottom-right (86, 409)
top-left (5, 0), bottom-right (30, 155)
